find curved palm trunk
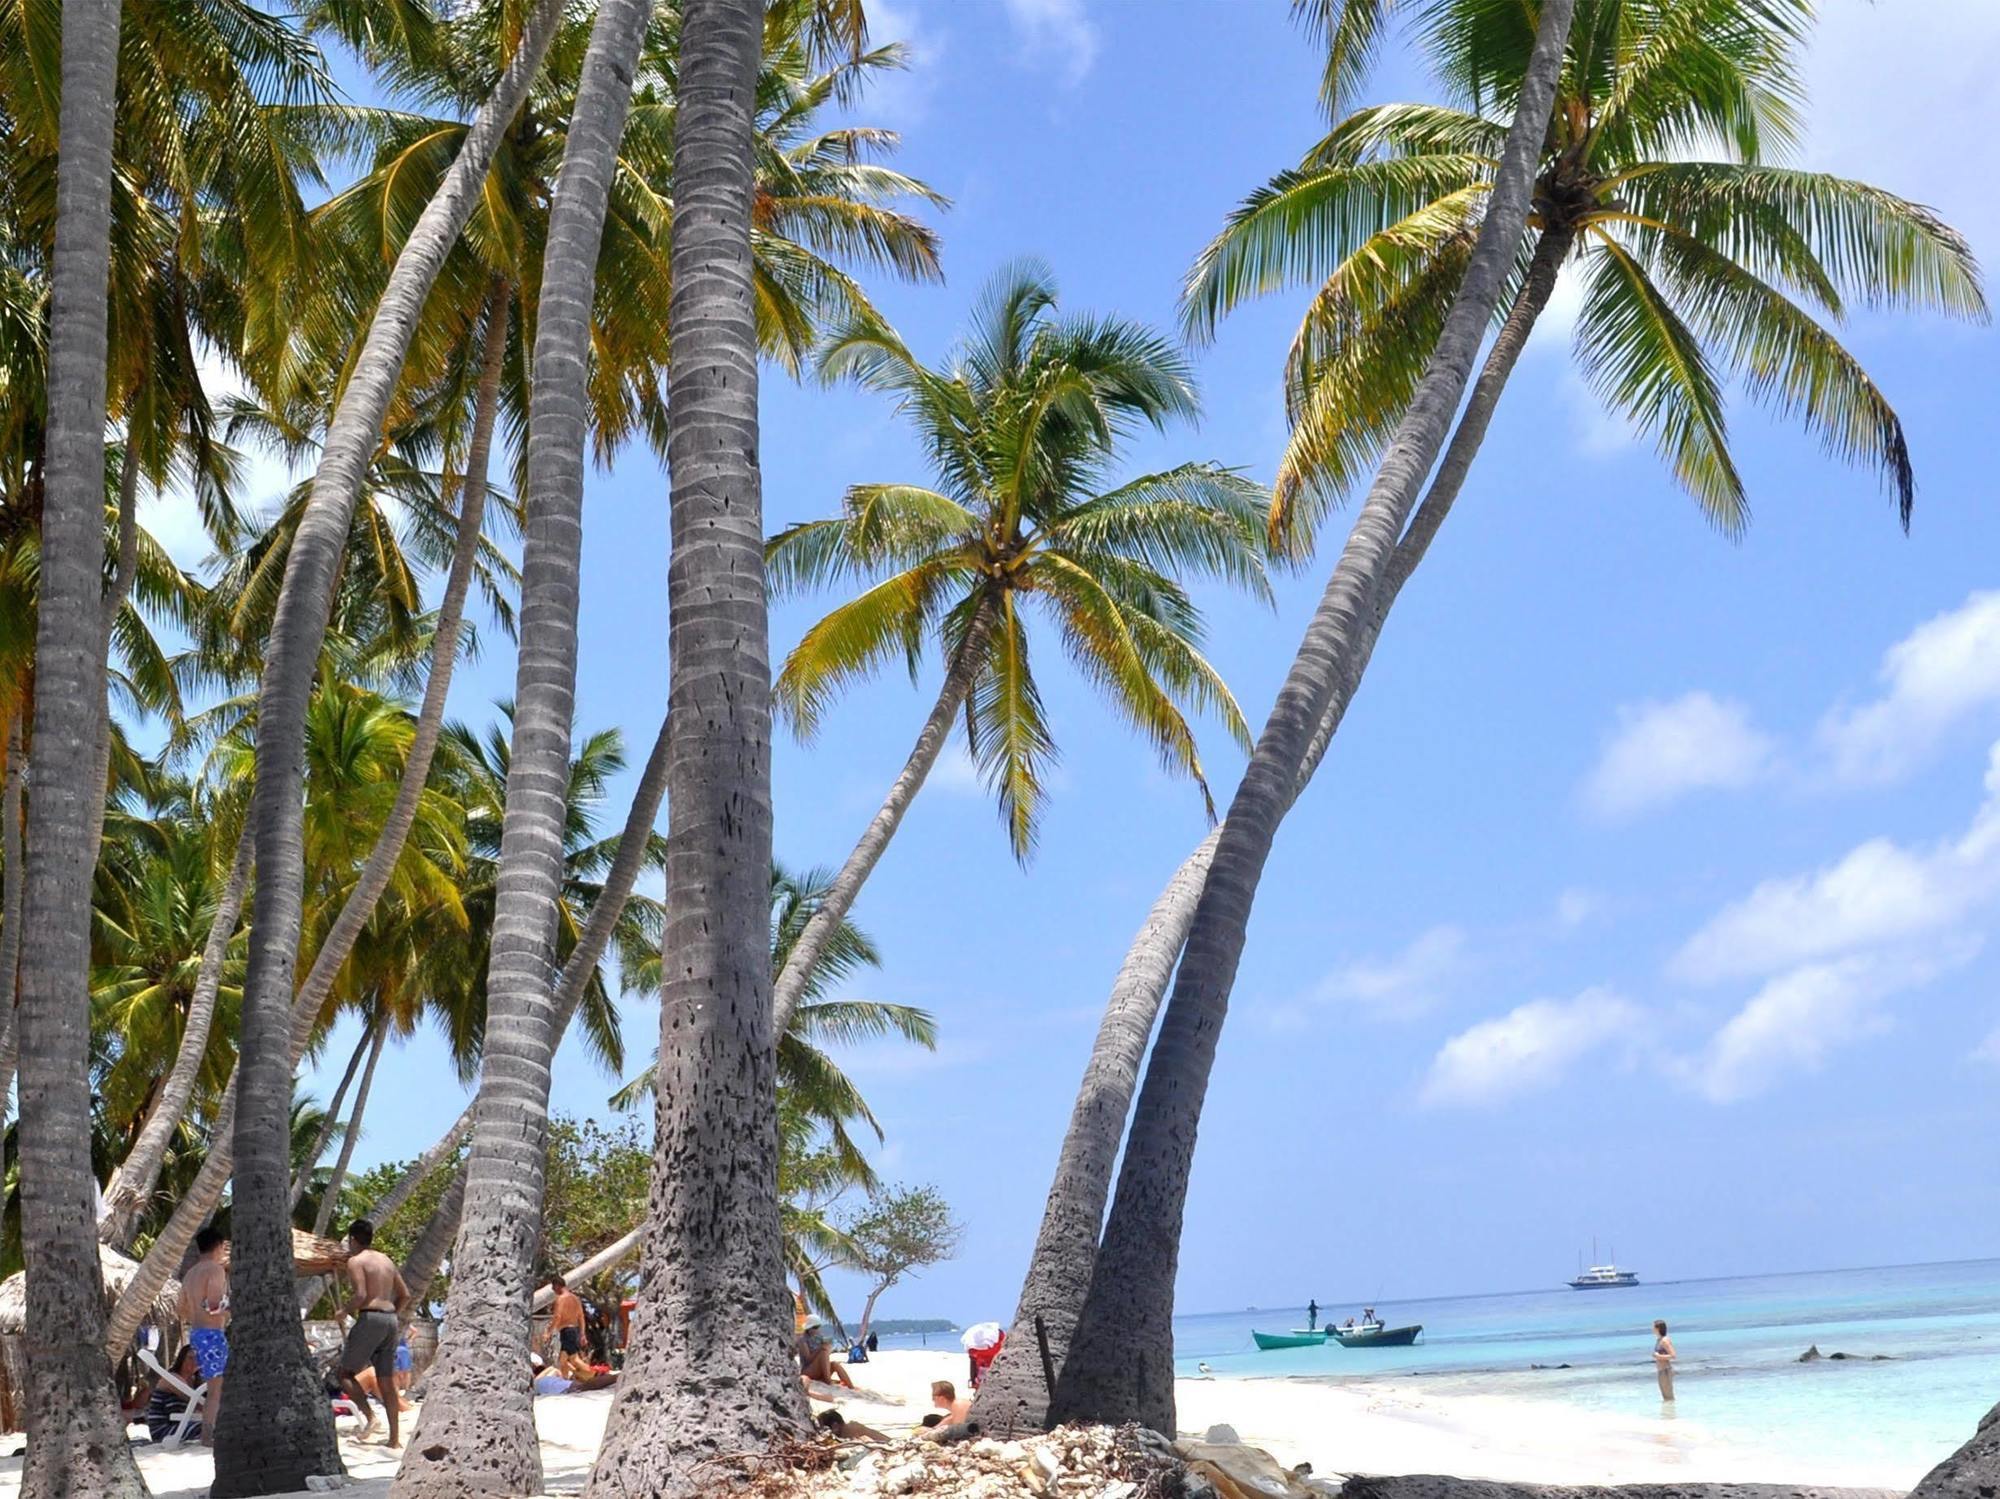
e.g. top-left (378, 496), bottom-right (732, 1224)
top-left (0, 719), bottom-right (25, 1116)
top-left (393, 7), bottom-right (654, 1494)
top-left (1048, 0), bottom-right (1578, 1434)
top-left (14, 3), bottom-right (148, 1494)
top-left (397, 1158), bottom-right (466, 1319)
top-left (313, 1016), bottom-right (388, 1236)
top-left (771, 594), bottom-right (998, 1034)
top-left (587, 2), bottom-right (802, 1491)
top-left (370, 707), bottom-right (669, 1232)
top-left (290, 1008), bottom-right (372, 1211)
top-left (100, 824), bottom-right (251, 1248)
top-left (212, 12), bottom-right (560, 1486)
top-left (976, 223), bottom-right (1578, 1435)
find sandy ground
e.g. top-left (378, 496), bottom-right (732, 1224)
top-left (0, 1348), bottom-right (1912, 1497)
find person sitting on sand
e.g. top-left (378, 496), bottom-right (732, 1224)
top-left (816, 1409), bottom-right (890, 1443)
top-left (929, 1379), bottom-right (971, 1426)
top-left (1653, 1320), bottom-right (1676, 1402)
top-left (355, 1362), bottom-right (413, 1413)
top-left (795, 1316), bottom-right (855, 1391)
top-left (139, 1345), bottom-right (202, 1444)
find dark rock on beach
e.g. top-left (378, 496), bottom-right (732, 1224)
top-left (1337, 1478), bottom-right (1906, 1499)
top-left (1910, 1399), bottom-right (2000, 1499)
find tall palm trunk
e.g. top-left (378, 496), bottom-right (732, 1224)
top-left (312, 1014), bottom-right (388, 1236)
top-left (290, 1010), bottom-right (373, 1210)
top-left (771, 593), bottom-right (997, 1034)
top-left (0, 718), bottom-right (25, 1115)
top-left (1048, 0), bottom-right (1578, 1434)
top-left (14, 2), bottom-right (148, 1494)
top-left (371, 709), bottom-right (670, 1230)
top-left (212, 14), bottom-right (560, 1488)
top-left (587, 2), bottom-right (800, 1492)
top-left (393, 6), bottom-right (654, 1493)
top-left (99, 824), bottom-right (251, 1248)
top-left (82, 448), bottom-right (141, 863)
top-left (976, 222), bottom-right (1576, 1434)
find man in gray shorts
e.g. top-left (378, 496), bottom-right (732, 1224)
top-left (336, 1218), bottom-right (410, 1446)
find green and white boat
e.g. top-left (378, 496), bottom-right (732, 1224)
top-left (1251, 1328), bottom-right (1329, 1350)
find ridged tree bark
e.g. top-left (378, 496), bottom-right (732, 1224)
top-left (100, 824), bottom-right (251, 1248)
top-left (371, 708), bottom-right (668, 1232)
top-left (210, 12), bottom-right (561, 1491)
top-left (14, 2), bottom-right (147, 1493)
top-left (1050, 0), bottom-right (1578, 1434)
top-left (392, 4), bottom-right (654, 1493)
top-left (975, 222), bottom-right (1577, 1435)
top-left (312, 1014), bottom-right (388, 1236)
top-left (290, 1013), bottom-right (372, 1211)
top-left (0, 719), bottom-right (25, 1116)
top-left (770, 593), bottom-right (997, 1034)
top-left (587, 1), bottom-right (803, 1491)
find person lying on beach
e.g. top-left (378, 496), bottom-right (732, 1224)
top-left (529, 1354), bottom-right (617, 1395)
top-left (794, 1317), bottom-right (855, 1391)
top-left (816, 1409), bottom-right (890, 1443)
top-left (355, 1363), bottom-right (413, 1413)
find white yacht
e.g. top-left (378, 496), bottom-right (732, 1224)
top-left (1567, 1240), bottom-right (1639, 1289)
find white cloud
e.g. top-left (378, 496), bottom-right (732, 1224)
top-left (1313, 925), bottom-right (1466, 1021)
top-left (1975, 1026), bottom-right (2000, 1067)
top-left (1554, 888), bottom-right (1601, 930)
top-left (999, 0), bottom-right (1097, 84)
top-left (862, 0), bottom-right (946, 126)
top-left (1419, 988), bottom-right (1643, 1108)
top-left (1817, 592), bottom-right (2000, 786)
top-left (1673, 741), bottom-right (2000, 983)
top-left (1582, 692), bottom-right (1777, 820)
top-left (1688, 953), bottom-right (1943, 1104)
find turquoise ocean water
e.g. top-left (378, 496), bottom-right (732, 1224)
top-left (1167, 1259), bottom-right (1999, 1481)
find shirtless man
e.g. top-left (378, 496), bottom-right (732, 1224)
top-left (178, 1226), bottom-right (229, 1445)
top-left (335, 1219), bottom-right (410, 1446)
top-left (546, 1276), bottom-right (591, 1379)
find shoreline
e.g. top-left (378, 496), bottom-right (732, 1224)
top-left (0, 1349), bottom-right (1934, 1497)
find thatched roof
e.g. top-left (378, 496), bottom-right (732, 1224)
top-left (217, 1228), bottom-right (349, 1277)
top-left (0, 1244), bottom-right (180, 1336)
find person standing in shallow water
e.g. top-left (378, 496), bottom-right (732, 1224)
top-left (1653, 1320), bottom-right (1677, 1402)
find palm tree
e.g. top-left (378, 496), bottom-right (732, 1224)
top-left (1046, 0), bottom-right (1583, 1436)
top-left (764, 262), bottom-right (1271, 1034)
top-left (586, 0), bottom-right (799, 1489)
top-left (1186, 0), bottom-right (1985, 544)
top-left (385, 7), bottom-right (658, 1490)
top-left (11, 0), bottom-right (152, 1488)
top-left (213, 1), bottom-right (567, 1486)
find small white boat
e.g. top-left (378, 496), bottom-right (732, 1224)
top-left (1568, 1240), bottom-right (1639, 1289)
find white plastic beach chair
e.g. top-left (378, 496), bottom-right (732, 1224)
top-left (137, 1346), bottom-right (207, 1449)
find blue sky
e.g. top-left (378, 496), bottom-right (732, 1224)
top-left (205, 0), bottom-right (2000, 1323)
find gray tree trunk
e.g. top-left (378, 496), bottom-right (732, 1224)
top-left (100, 824), bottom-right (252, 1248)
top-left (209, 8), bottom-right (563, 1490)
top-left (290, 1011), bottom-right (372, 1211)
top-left (391, 4), bottom-right (654, 1493)
top-left (80, 448), bottom-right (140, 869)
top-left (398, 1161), bottom-right (467, 1320)
top-left (771, 593), bottom-right (998, 1034)
top-left (975, 223), bottom-right (1577, 1436)
top-left (1048, 0), bottom-right (1578, 1434)
top-left (0, 719), bottom-right (25, 1116)
top-left (313, 1015), bottom-right (388, 1237)
top-left (370, 705), bottom-right (668, 1232)
top-left (13, 2), bottom-right (148, 1493)
top-left (586, 2), bottom-right (804, 1492)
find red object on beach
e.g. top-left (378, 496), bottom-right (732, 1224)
top-left (966, 1329), bottom-right (1004, 1387)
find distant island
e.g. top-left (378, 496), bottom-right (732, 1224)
top-left (867, 1319), bottom-right (957, 1335)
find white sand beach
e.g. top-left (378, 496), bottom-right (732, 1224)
top-left (0, 1348), bottom-right (1921, 1498)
